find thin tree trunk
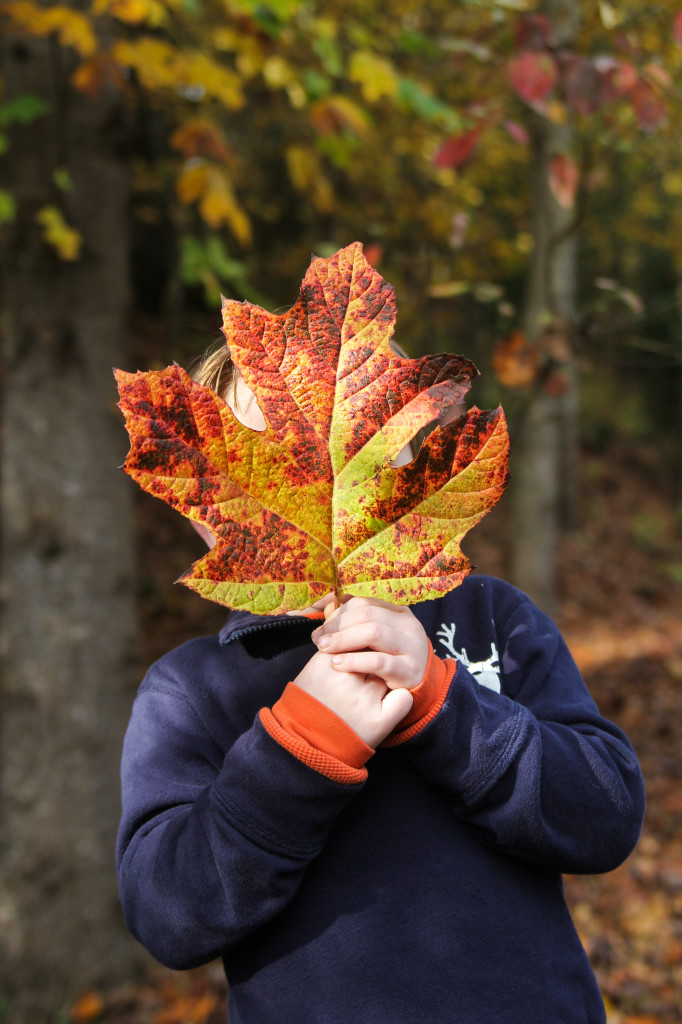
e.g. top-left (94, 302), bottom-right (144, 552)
top-left (676, 279), bottom-right (682, 508)
top-left (0, 27), bottom-right (141, 1020)
top-left (510, 0), bottom-right (579, 616)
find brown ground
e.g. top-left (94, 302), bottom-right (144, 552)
top-left (77, 437), bottom-right (682, 1024)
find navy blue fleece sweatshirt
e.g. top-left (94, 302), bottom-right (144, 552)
top-left (116, 576), bottom-right (645, 1024)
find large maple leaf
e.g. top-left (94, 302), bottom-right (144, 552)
top-left (115, 242), bottom-right (509, 615)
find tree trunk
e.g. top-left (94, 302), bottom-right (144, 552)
top-left (509, 0), bottom-right (579, 616)
top-left (0, 27), bottom-right (141, 1020)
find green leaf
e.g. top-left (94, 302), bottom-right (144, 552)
top-left (398, 30), bottom-right (440, 58)
top-left (316, 133), bottom-right (361, 168)
top-left (396, 78), bottom-right (462, 132)
top-left (428, 280), bottom-right (472, 298)
top-left (53, 168), bottom-right (73, 192)
top-left (312, 36), bottom-right (344, 77)
top-left (439, 36), bottom-right (493, 61)
top-left (180, 235), bottom-right (272, 307)
top-left (301, 68), bottom-right (331, 100)
top-left (0, 95), bottom-right (50, 127)
top-left (0, 189), bottom-right (16, 224)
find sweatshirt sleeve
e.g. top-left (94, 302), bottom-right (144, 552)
top-left (402, 593), bottom-right (645, 875)
top-left (116, 664), bottom-right (363, 971)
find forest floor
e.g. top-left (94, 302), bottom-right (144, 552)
top-left (74, 436), bottom-right (682, 1024)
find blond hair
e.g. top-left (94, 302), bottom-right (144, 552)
top-left (190, 340), bottom-right (235, 402)
top-left (191, 336), bottom-right (423, 461)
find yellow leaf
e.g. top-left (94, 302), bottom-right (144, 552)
top-left (49, 8), bottom-right (97, 56)
top-left (262, 55), bottom-right (295, 89)
top-left (544, 99), bottom-right (567, 124)
top-left (199, 171), bottom-right (251, 243)
top-left (286, 81), bottom-right (307, 110)
top-left (514, 231), bottom-right (534, 254)
top-left (310, 94), bottom-right (370, 136)
top-left (348, 51), bottom-right (398, 103)
top-left (285, 145), bottom-right (316, 191)
top-left (176, 162), bottom-right (251, 244)
top-left (285, 146), bottom-right (333, 212)
top-left (212, 28), bottom-right (264, 78)
top-left (3, 2), bottom-right (97, 57)
top-left (601, 993), bottom-right (617, 1022)
top-left (183, 53), bottom-right (244, 109)
top-left (92, 0), bottom-right (167, 27)
top-left (36, 205), bottom-right (82, 261)
top-left (177, 161), bottom-right (210, 205)
top-left (310, 16), bottom-right (337, 39)
top-left (663, 171), bottom-right (682, 196)
top-left (112, 38), bottom-right (180, 90)
top-left (114, 39), bottom-right (244, 108)
top-left (212, 27), bottom-right (241, 50)
top-left (598, 1), bottom-right (622, 29)
top-left (236, 39), bottom-right (265, 80)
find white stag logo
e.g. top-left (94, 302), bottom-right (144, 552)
top-left (435, 623), bottom-right (501, 693)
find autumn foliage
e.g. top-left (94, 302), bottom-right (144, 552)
top-left (116, 244), bottom-right (509, 614)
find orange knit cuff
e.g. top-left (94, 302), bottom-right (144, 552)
top-left (381, 643), bottom-right (456, 747)
top-left (259, 682), bottom-right (373, 785)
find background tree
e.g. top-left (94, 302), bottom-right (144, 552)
top-left (0, 5), bottom-right (139, 1017)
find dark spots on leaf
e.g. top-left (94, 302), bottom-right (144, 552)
top-left (117, 244), bottom-right (509, 614)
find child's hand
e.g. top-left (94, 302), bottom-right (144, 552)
top-left (293, 651), bottom-right (413, 748)
top-left (311, 597), bottom-right (430, 691)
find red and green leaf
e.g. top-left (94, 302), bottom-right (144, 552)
top-left (116, 243), bottom-right (509, 615)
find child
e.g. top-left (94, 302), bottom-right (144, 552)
top-left (116, 343), bottom-right (645, 1024)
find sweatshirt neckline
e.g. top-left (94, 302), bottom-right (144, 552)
top-left (219, 611), bottom-right (321, 646)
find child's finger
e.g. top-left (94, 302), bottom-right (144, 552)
top-left (380, 687), bottom-right (414, 731)
top-left (323, 598), bottom-right (342, 622)
top-left (313, 603), bottom-right (417, 644)
top-left (330, 651), bottom-right (415, 687)
top-left (316, 621), bottom-right (407, 657)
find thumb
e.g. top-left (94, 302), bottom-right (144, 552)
top-left (380, 686), bottom-right (414, 732)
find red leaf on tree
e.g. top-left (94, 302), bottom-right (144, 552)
top-left (503, 119), bottom-right (530, 145)
top-left (674, 10), bottom-right (682, 47)
top-left (508, 52), bottom-right (558, 106)
top-left (170, 118), bottom-right (233, 163)
top-left (549, 152), bottom-right (580, 209)
top-left (115, 243), bottom-right (509, 614)
top-left (434, 127), bottom-right (482, 168)
top-left (514, 13), bottom-right (552, 52)
top-left (602, 60), bottom-right (639, 101)
top-left (643, 63), bottom-right (672, 90)
top-left (363, 243), bottom-right (384, 267)
top-left (561, 55), bottom-right (603, 115)
top-left (630, 78), bottom-right (666, 131)
top-left (491, 331), bottom-right (539, 389)
top-left (543, 369), bottom-right (570, 397)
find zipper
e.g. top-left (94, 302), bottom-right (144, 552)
top-left (221, 616), bottom-right (315, 646)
